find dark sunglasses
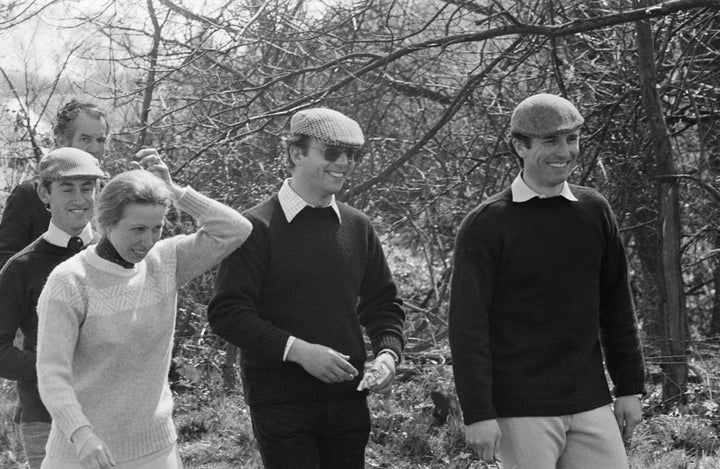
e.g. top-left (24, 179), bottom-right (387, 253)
top-left (322, 145), bottom-right (363, 163)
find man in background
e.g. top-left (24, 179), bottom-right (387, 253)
top-left (0, 148), bottom-right (105, 468)
top-left (0, 100), bottom-right (108, 268)
top-left (449, 94), bottom-right (645, 468)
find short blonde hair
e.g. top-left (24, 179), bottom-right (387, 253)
top-left (95, 170), bottom-right (170, 232)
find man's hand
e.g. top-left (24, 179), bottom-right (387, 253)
top-left (357, 352), bottom-right (396, 393)
top-left (286, 338), bottom-right (359, 384)
top-left (465, 419), bottom-right (501, 464)
top-left (614, 395), bottom-right (642, 439)
top-left (72, 426), bottom-right (116, 469)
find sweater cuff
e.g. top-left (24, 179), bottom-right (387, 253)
top-left (614, 384), bottom-right (647, 398)
top-left (173, 186), bottom-right (208, 219)
top-left (55, 406), bottom-right (92, 441)
top-left (372, 333), bottom-right (403, 362)
top-left (259, 327), bottom-right (292, 362)
top-left (462, 408), bottom-right (498, 426)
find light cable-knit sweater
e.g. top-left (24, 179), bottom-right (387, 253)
top-left (36, 186), bottom-right (251, 463)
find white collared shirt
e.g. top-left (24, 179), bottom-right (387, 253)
top-left (511, 173), bottom-right (578, 202)
top-left (278, 178), bottom-right (342, 223)
top-left (43, 221), bottom-right (94, 248)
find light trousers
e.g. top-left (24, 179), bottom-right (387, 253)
top-left (497, 404), bottom-right (629, 469)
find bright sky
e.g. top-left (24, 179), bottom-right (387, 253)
top-left (1, 0), bottom-right (334, 80)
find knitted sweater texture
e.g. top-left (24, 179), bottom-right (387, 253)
top-left (208, 195), bottom-right (405, 406)
top-left (36, 187), bottom-right (252, 463)
top-left (0, 237), bottom-right (79, 422)
top-left (449, 186), bottom-right (645, 425)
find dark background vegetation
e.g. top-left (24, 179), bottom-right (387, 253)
top-left (1, 0), bottom-right (720, 467)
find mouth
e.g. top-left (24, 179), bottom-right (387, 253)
top-left (547, 162), bottom-right (570, 168)
top-left (69, 208), bottom-right (89, 215)
top-left (327, 171), bottom-right (345, 178)
top-left (130, 248), bottom-right (148, 258)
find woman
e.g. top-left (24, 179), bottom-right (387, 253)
top-left (35, 156), bottom-right (252, 469)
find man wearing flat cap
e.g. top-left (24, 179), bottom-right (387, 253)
top-left (449, 94), bottom-right (645, 468)
top-left (0, 148), bottom-right (105, 468)
top-left (209, 108), bottom-right (405, 469)
top-left (0, 100), bottom-right (109, 270)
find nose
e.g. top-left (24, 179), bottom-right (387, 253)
top-left (557, 140), bottom-right (573, 158)
top-left (73, 190), bottom-right (92, 205)
top-left (142, 231), bottom-right (157, 249)
top-left (87, 141), bottom-right (105, 160)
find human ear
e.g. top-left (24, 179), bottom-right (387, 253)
top-left (511, 137), bottom-right (527, 154)
top-left (289, 145), bottom-right (304, 166)
top-left (37, 182), bottom-right (52, 205)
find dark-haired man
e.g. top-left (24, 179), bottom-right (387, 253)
top-left (0, 148), bottom-right (105, 469)
top-left (449, 94), bottom-right (646, 468)
top-left (0, 100), bottom-right (108, 268)
top-left (208, 108), bottom-right (405, 469)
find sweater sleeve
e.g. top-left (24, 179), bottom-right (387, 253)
top-left (357, 224), bottom-right (405, 360)
top-left (448, 208), bottom-right (498, 424)
top-left (597, 200), bottom-right (646, 396)
top-left (0, 259), bottom-right (36, 381)
top-left (171, 187), bottom-right (252, 287)
top-left (207, 218), bottom-right (292, 362)
top-left (36, 269), bottom-right (93, 439)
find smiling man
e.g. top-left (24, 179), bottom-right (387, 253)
top-left (0, 100), bottom-right (109, 269)
top-left (208, 108), bottom-right (405, 469)
top-left (449, 94), bottom-right (646, 469)
top-left (0, 148), bottom-right (105, 468)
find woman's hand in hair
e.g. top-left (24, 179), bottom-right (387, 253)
top-left (132, 148), bottom-right (174, 187)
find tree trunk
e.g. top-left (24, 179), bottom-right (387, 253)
top-left (635, 1), bottom-right (687, 403)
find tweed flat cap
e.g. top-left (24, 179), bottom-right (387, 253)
top-left (37, 147), bottom-right (105, 181)
top-left (290, 108), bottom-right (365, 148)
top-left (510, 93), bottom-right (584, 137)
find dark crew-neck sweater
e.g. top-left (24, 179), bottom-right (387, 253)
top-left (208, 195), bottom-right (405, 406)
top-left (449, 185), bottom-right (645, 424)
top-left (0, 237), bottom-right (80, 422)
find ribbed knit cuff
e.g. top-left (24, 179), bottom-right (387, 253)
top-left (260, 326), bottom-right (293, 362)
top-left (55, 405), bottom-right (92, 442)
top-left (462, 408), bottom-right (498, 425)
top-left (614, 384), bottom-right (647, 397)
top-left (372, 333), bottom-right (403, 362)
top-left (174, 187), bottom-right (208, 219)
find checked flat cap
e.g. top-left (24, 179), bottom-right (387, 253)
top-left (290, 108), bottom-right (365, 148)
top-left (510, 93), bottom-right (584, 137)
top-left (37, 147), bottom-right (105, 181)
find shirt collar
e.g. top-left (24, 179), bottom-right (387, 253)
top-left (278, 178), bottom-right (342, 223)
top-left (44, 221), bottom-right (94, 248)
top-left (511, 173), bottom-right (578, 202)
